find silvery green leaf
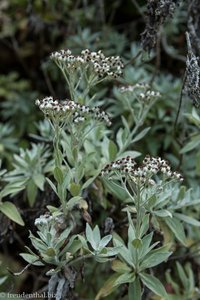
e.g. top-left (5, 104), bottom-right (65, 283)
top-left (82, 174), bottom-right (98, 190)
top-left (0, 275), bottom-right (8, 286)
top-left (164, 217), bottom-right (187, 246)
top-left (86, 223), bottom-right (97, 250)
top-left (112, 260), bottom-right (131, 273)
top-left (55, 226), bottom-right (72, 250)
top-left (93, 225), bottom-right (101, 247)
top-left (176, 262), bottom-right (188, 288)
top-left (99, 235), bottom-right (112, 249)
top-left (46, 178), bottom-right (58, 195)
top-left (140, 273), bottom-right (168, 299)
top-left (33, 173), bottom-right (45, 190)
top-left (174, 212), bottom-right (200, 226)
top-left (67, 196), bottom-right (83, 210)
top-left (27, 179), bottom-right (37, 207)
top-left (20, 253), bottom-right (44, 266)
top-left (0, 201), bottom-right (24, 226)
top-left (99, 247), bottom-right (119, 257)
top-left (128, 224), bottom-right (136, 242)
top-left (154, 209), bottom-right (172, 218)
top-left (131, 127), bottom-right (150, 143)
top-left (113, 237), bottom-right (134, 268)
top-left (78, 234), bottom-right (89, 250)
top-left (113, 272), bottom-right (135, 287)
top-left (140, 249), bottom-right (171, 271)
top-left (132, 239), bottom-right (142, 249)
top-left (103, 179), bottom-right (128, 201)
top-left (138, 232), bottom-right (154, 260)
top-left (140, 214), bottom-right (150, 237)
top-left (54, 167), bottom-right (64, 185)
top-left (29, 232), bottom-right (47, 252)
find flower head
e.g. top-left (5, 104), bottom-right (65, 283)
top-left (50, 49), bottom-right (124, 79)
top-left (100, 155), bottom-right (183, 185)
top-left (120, 83), bottom-right (160, 103)
top-left (34, 213), bottom-right (53, 227)
top-left (35, 96), bottom-right (111, 126)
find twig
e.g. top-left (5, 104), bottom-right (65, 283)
top-left (7, 260), bottom-right (40, 276)
top-left (67, 254), bottom-right (93, 267)
top-left (124, 49), bottom-right (142, 67)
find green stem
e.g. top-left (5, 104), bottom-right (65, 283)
top-left (53, 123), bottom-right (67, 214)
top-left (60, 67), bottom-right (75, 101)
top-left (135, 185), bottom-right (141, 273)
top-left (67, 254), bottom-right (93, 267)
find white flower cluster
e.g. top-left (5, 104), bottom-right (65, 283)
top-left (139, 90), bottom-right (161, 101)
top-left (34, 214), bottom-right (53, 227)
top-left (50, 49), bottom-right (124, 78)
top-left (120, 83), bottom-right (150, 93)
top-left (120, 83), bottom-right (160, 103)
top-left (100, 155), bottom-right (183, 184)
top-left (35, 96), bottom-right (111, 126)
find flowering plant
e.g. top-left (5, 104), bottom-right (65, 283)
top-left (13, 47), bottom-right (199, 300)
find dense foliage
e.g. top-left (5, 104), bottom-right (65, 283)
top-left (0, 1), bottom-right (200, 300)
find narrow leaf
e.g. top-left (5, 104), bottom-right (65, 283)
top-left (164, 217), bottom-right (187, 246)
top-left (0, 201), bottom-right (24, 226)
top-left (131, 127), bottom-right (150, 143)
top-left (174, 212), bottom-right (200, 227)
top-left (140, 273), bottom-right (168, 299)
top-left (112, 260), bottom-right (131, 273)
top-left (54, 167), bottom-right (64, 184)
top-left (95, 274), bottom-right (120, 300)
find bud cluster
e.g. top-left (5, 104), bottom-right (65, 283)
top-left (100, 155), bottom-right (183, 185)
top-left (139, 90), bottom-right (161, 102)
top-left (34, 214), bottom-right (53, 227)
top-left (35, 96), bottom-right (111, 126)
top-left (50, 49), bottom-right (124, 78)
top-left (120, 83), bottom-right (160, 102)
top-left (120, 83), bottom-right (150, 93)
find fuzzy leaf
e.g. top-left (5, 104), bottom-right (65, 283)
top-left (54, 167), bottom-right (64, 184)
top-left (174, 213), bottom-right (200, 227)
top-left (27, 179), bottom-right (37, 207)
top-left (46, 178), bottom-right (58, 195)
top-left (108, 140), bottom-right (118, 161)
top-left (0, 201), bottom-right (24, 226)
top-left (33, 174), bottom-right (45, 190)
top-left (112, 260), bottom-right (131, 273)
top-left (131, 127), bottom-right (150, 143)
top-left (140, 247), bottom-right (171, 270)
top-left (20, 253), bottom-right (44, 266)
top-left (99, 235), bottom-right (112, 249)
top-left (113, 272), bottom-right (135, 287)
top-left (164, 217), bottom-right (187, 246)
top-left (140, 273), bottom-right (168, 299)
top-left (154, 210), bottom-right (172, 218)
top-left (69, 182), bottom-right (81, 196)
top-left (95, 274), bottom-right (121, 300)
